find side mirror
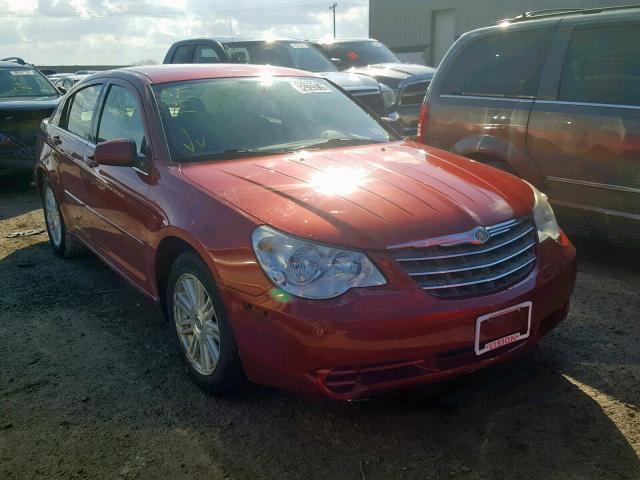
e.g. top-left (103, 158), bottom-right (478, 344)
top-left (94, 138), bottom-right (136, 167)
top-left (330, 57), bottom-right (342, 67)
top-left (57, 86), bottom-right (67, 94)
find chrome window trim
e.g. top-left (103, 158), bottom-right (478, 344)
top-left (535, 99), bottom-right (640, 110)
top-left (547, 176), bottom-right (640, 195)
top-left (439, 94), bottom-right (534, 103)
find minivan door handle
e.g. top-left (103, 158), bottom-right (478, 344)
top-left (52, 135), bottom-right (62, 146)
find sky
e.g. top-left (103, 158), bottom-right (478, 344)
top-left (1, 0), bottom-right (369, 65)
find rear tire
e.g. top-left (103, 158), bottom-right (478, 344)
top-left (41, 178), bottom-right (84, 258)
top-left (166, 252), bottom-right (244, 395)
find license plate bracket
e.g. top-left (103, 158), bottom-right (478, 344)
top-left (475, 301), bottom-right (532, 356)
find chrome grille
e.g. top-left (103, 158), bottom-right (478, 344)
top-left (399, 81), bottom-right (430, 106)
top-left (352, 91), bottom-right (386, 115)
top-left (390, 218), bottom-right (537, 299)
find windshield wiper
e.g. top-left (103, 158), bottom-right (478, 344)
top-left (291, 137), bottom-right (385, 151)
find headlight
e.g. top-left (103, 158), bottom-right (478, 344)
top-left (531, 185), bottom-right (561, 243)
top-left (380, 84), bottom-right (397, 109)
top-left (252, 226), bottom-right (386, 300)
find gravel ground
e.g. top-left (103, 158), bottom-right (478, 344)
top-left (1, 171), bottom-right (638, 480)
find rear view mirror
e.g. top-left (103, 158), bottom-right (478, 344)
top-left (94, 138), bottom-right (136, 167)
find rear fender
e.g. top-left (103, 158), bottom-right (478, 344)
top-left (452, 134), bottom-right (544, 187)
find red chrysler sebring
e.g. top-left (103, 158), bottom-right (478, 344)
top-left (35, 65), bottom-right (576, 400)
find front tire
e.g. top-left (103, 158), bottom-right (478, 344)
top-left (41, 178), bottom-right (84, 258)
top-left (166, 252), bottom-right (244, 395)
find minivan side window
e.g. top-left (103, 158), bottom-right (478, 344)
top-left (172, 44), bottom-right (194, 63)
top-left (440, 28), bottom-right (553, 98)
top-left (194, 45), bottom-right (220, 63)
top-left (65, 84), bottom-right (102, 142)
top-left (558, 24), bottom-right (640, 106)
top-left (97, 84), bottom-right (147, 156)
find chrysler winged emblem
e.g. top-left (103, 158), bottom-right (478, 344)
top-left (473, 227), bottom-right (490, 244)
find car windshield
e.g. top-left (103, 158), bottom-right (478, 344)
top-left (321, 41), bottom-right (400, 69)
top-left (222, 41), bottom-right (337, 73)
top-left (153, 76), bottom-right (396, 163)
top-left (0, 67), bottom-right (58, 98)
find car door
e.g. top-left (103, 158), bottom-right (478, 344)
top-left (425, 25), bottom-right (556, 184)
top-left (528, 20), bottom-right (640, 240)
top-left (81, 79), bottom-right (158, 292)
top-left (50, 82), bottom-right (104, 240)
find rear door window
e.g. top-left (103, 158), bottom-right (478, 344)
top-left (65, 84), bottom-right (102, 141)
top-left (194, 45), bottom-right (221, 64)
top-left (172, 44), bottom-right (194, 63)
top-left (558, 24), bottom-right (640, 106)
top-left (440, 28), bottom-right (554, 98)
top-left (97, 84), bottom-right (147, 156)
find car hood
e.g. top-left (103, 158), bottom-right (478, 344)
top-left (347, 63), bottom-right (436, 89)
top-left (180, 141), bottom-right (534, 250)
top-left (319, 71), bottom-right (380, 93)
top-left (0, 96), bottom-right (60, 110)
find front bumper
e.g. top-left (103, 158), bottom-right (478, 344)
top-left (220, 232), bottom-right (577, 400)
top-left (395, 103), bottom-right (421, 138)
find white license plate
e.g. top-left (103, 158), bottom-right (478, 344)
top-left (475, 301), bottom-right (532, 356)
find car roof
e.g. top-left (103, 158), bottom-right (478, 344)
top-left (96, 64), bottom-right (316, 85)
top-left (500, 4), bottom-right (640, 24)
top-left (313, 38), bottom-right (379, 45)
top-left (174, 35), bottom-right (302, 44)
top-left (0, 61), bottom-right (33, 69)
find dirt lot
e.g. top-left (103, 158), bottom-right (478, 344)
top-left (0, 171), bottom-right (638, 480)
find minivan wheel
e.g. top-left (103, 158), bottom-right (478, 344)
top-left (486, 160), bottom-right (516, 175)
top-left (41, 178), bottom-right (84, 258)
top-left (166, 252), bottom-right (244, 395)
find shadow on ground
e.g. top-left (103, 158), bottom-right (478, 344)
top-left (0, 171), bottom-right (41, 221)
top-left (1, 237), bottom-right (638, 480)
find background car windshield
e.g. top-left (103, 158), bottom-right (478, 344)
top-left (223, 41), bottom-right (337, 72)
top-left (153, 76), bottom-right (394, 162)
top-left (322, 41), bottom-right (400, 68)
top-left (0, 68), bottom-right (58, 98)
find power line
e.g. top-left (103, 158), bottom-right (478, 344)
top-left (0, 2), bottom-right (364, 18)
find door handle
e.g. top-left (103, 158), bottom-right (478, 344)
top-left (52, 135), bottom-right (62, 146)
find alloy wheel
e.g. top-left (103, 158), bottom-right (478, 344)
top-left (173, 273), bottom-right (221, 375)
top-left (44, 186), bottom-right (62, 247)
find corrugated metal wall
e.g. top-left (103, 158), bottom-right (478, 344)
top-left (370, 0), bottom-right (639, 64)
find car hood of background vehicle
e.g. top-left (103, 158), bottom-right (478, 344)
top-left (181, 141), bottom-right (535, 250)
top-left (0, 96), bottom-right (60, 110)
top-left (347, 63), bottom-right (436, 89)
top-left (320, 71), bottom-right (380, 93)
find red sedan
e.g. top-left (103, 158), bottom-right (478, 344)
top-left (36, 65), bottom-right (576, 400)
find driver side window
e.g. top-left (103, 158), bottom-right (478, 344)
top-left (97, 84), bottom-right (147, 157)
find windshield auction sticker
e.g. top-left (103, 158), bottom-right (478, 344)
top-left (290, 78), bottom-right (332, 94)
top-left (10, 70), bottom-right (35, 76)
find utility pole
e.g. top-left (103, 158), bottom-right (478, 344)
top-left (329, 3), bottom-right (337, 38)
